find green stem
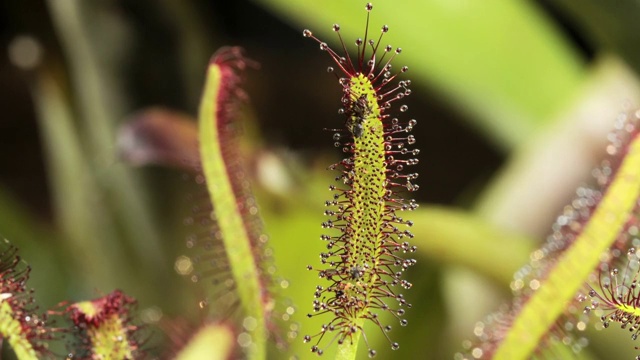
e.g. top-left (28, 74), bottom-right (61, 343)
top-left (335, 322), bottom-right (362, 360)
top-left (410, 206), bottom-right (534, 286)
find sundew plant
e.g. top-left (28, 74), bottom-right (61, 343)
top-left (302, 3), bottom-right (418, 358)
top-left (4, 1), bottom-right (640, 360)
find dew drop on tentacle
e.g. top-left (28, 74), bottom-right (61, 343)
top-left (303, 29), bottom-right (313, 37)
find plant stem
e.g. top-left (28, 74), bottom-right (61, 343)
top-left (335, 319), bottom-right (363, 360)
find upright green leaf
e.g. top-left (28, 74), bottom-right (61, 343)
top-left (197, 48), bottom-right (267, 360)
top-left (474, 112), bottom-right (640, 359)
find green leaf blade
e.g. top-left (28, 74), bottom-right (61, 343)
top-left (495, 132), bottom-right (640, 359)
top-left (197, 54), bottom-right (266, 360)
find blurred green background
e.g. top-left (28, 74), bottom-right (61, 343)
top-left (1, 0), bottom-right (640, 358)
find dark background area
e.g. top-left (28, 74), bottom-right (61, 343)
top-left (0, 0), bottom-right (592, 219)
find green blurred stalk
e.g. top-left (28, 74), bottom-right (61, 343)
top-left (411, 206), bottom-right (534, 286)
top-left (32, 71), bottom-right (127, 292)
top-left (45, 0), bottom-right (165, 286)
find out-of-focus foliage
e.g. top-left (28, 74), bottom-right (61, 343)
top-left (548, 0), bottom-right (640, 75)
